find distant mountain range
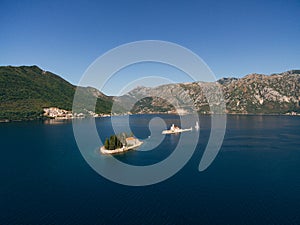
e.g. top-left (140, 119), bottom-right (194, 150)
top-left (0, 65), bottom-right (299, 121)
top-left (118, 70), bottom-right (300, 115)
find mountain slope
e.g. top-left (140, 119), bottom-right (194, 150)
top-left (222, 71), bottom-right (300, 114)
top-left (0, 66), bottom-right (112, 120)
top-left (1, 66), bottom-right (299, 121)
top-left (115, 70), bottom-right (300, 115)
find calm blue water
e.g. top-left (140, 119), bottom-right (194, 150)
top-left (1, 115), bottom-right (300, 224)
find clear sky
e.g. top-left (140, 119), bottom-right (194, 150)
top-left (0, 0), bottom-right (299, 95)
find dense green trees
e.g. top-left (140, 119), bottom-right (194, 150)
top-left (105, 135), bottom-right (123, 150)
top-left (103, 132), bottom-right (133, 150)
top-left (104, 138), bottom-right (109, 149)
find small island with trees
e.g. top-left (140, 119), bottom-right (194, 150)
top-left (100, 132), bottom-right (143, 154)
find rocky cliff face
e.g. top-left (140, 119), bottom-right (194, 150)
top-left (114, 70), bottom-right (300, 114)
top-left (222, 70), bottom-right (300, 114)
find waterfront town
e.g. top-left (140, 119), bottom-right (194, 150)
top-left (43, 107), bottom-right (111, 119)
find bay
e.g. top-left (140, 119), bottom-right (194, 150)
top-left (0, 115), bottom-right (300, 224)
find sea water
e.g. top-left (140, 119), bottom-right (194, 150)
top-left (0, 115), bottom-right (300, 224)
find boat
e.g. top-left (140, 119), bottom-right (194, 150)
top-left (195, 121), bottom-right (199, 130)
top-left (162, 124), bottom-right (192, 134)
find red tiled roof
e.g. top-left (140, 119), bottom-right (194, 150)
top-left (126, 137), bottom-right (135, 141)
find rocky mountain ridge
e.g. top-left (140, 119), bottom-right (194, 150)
top-left (1, 66), bottom-right (299, 121)
top-left (115, 70), bottom-right (300, 115)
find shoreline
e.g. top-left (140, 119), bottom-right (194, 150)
top-left (100, 140), bottom-right (143, 154)
top-left (1, 112), bottom-right (300, 123)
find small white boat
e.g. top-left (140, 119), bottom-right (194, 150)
top-left (195, 121), bottom-right (199, 130)
top-left (162, 124), bottom-right (192, 134)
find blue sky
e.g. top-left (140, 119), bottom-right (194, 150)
top-left (0, 0), bottom-right (299, 95)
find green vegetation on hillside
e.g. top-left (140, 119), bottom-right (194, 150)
top-left (1, 66), bottom-right (299, 120)
top-left (0, 66), bottom-right (112, 121)
top-left (130, 96), bottom-right (175, 114)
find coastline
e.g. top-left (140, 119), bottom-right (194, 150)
top-left (100, 140), bottom-right (143, 154)
top-left (1, 112), bottom-right (300, 123)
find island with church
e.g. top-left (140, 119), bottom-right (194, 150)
top-left (100, 132), bottom-right (143, 154)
